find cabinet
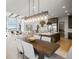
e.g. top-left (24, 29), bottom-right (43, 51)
top-left (68, 15), bottom-right (72, 28)
top-left (68, 32), bottom-right (72, 39)
top-left (47, 17), bottom-right (58, 32)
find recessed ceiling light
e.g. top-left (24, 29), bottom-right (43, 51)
top-left (65, 10), bottom-right (68, 13)
top-left (67, 13), bottom-right (70, 15)
top-left (62, 5), bottom-right (66, 9)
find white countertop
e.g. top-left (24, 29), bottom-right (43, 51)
top-left (35, 32), bottom-right (59, 35)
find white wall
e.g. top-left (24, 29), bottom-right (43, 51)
top-left (6, 34), bottom-right (19, 59)
top-left (58, 16), bottom-right (72, 38)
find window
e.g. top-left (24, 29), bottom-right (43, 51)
top-left (6, 17), bottom-right (17, 31)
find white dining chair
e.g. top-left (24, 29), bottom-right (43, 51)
top-left (16, 39), bottom-right (38, 59)
top-left (16, 39), bottom-right (24, 59)
top-left (21, 40), bottom-right (38, 59)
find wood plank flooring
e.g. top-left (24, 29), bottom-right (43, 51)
top-left (55, 37), bottom-right (72, 58)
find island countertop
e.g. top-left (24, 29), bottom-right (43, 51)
top-left (35, 32), bottom-right (59, 36)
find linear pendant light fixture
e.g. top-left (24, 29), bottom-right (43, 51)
top-left (33, 0), bottom-right (34, 14)
top-left (38, 0), bottom-right (39, 13)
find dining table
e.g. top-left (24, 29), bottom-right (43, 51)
top-left (26, 39), bottom-right (60, 59)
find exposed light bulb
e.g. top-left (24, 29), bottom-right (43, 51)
top-left (44, 16), bottom-right (47, 19)
top-left (41, 16), bottom-right (43, 20)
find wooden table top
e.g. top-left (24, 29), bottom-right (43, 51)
top-left (27, 39), bottom-right (59, 56)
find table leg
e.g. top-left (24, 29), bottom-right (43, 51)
top-left (38, 54), bottom-right (44, 59)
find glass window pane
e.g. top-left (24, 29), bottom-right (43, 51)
top-left (7, 17), bottom-right (17, 31)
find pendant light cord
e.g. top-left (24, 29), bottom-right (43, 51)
top-left (38, 0), bottom-right (39, 13)
top-left (29, 0), bottom-right (30, 16)
top-left (33, 0), bottom-right (34, 14)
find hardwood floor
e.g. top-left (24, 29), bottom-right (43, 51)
top-left (55, 37), bottom-right (72, 58)
top-left (58, 37), bottom-right (72, 52)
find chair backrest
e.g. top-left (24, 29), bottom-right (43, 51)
top-left (16, 39), bottom-right (23, 54)
top-left (16, 39), bottom-right (36, 59)
top-left (21, 40), bottom-right (36, 59)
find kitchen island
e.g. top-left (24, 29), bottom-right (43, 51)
top-left (35, 32), bottom-right (60, 43)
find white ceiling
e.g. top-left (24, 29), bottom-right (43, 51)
top-left (6, 0), bottom-right (72, 17)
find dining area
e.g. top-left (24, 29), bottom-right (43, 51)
top-left (6, 29), bottom-right (72, 59)
top-left (6, 31), bottom-right (61, 59)
top-left (6, 11), bottom-right (62, 59)
top-left (23, 34), bottom-right (60, 59)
